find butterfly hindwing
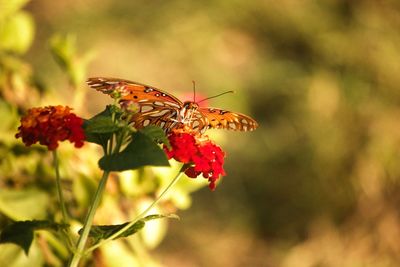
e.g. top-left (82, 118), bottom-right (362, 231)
top-left (130, 104), bottom-right (178, 130)
top-left (187, 110), bottom-right (209, 133)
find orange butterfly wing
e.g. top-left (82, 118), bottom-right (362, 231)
top-left (87, 77), bottom-right (183, 106)
top-left (196, 107), bottom-right (258, 132)
top-left (87, 77), bottom-right (183, 130)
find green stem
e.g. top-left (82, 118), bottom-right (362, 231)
top-left (113, 130), bottom-right (127, 154)
top-left (108, 105), bottom-right (117, 155)
top-left (53, 150), bottom-right (74, 250)
top-left (53, 150), bottom-right (69, 223)
top-left (68, 170), bottom-right (110, 267)
top-left (85, 164), bottom-right (188, 254)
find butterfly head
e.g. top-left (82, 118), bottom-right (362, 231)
top-left (183, 101), bottom-right (199, 111)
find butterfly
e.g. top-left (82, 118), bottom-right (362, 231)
top-left (87, 77), bottom-right (258, 134)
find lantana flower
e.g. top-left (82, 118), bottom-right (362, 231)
top-left (164, 128), bottom-right (226, 190)
top-left (16, 105), bottom-right (85, 150)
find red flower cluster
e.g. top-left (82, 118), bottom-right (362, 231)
top-left (16, 106), bottom-right (85, 150)
top-left (164, 130), bottom-right (226, 190)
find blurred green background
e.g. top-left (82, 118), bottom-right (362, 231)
top-left (2, 0), bottom-right (400, 266)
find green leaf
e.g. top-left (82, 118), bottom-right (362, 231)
top-left (0, 189), bottom-right (49, 221)
top-left (142, 214), bottom-right (179, 221)
top-left (140, 125), bottom-right (170, 149)
top-left (0, 11), bottom-right (34, 54)
top-left (0, 223), bottom-right (33, 255)
top-left (83, 106), bottom-right (115, 149)
top-left (0, 241), bottom-right (44, 267)
top-left (0, 220), bottom-right (63, 255)
top-left (83, 121), bottom-right (111, 149)
top-left (85, 115), bottom-right (119, 134)
top-left (86, 221), bottom-right (145, 243)
top-left (99, 131), bottom-right (169, 171)
top-left (79, 214), bottom-right (178, 243)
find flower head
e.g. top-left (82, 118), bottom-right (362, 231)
top-left (164, 129), bottom-right (226, 190)
top-left (165, 131), bottom-right (198, 163)
top-left (16, 105), bottom-right (85, 150)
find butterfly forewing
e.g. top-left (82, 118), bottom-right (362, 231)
top-left (87, 77), bottom-right (184, 130)
top-left (87, 77), bottom-right (183, 106)
top-left (198, 107), bottom-right (258, 131)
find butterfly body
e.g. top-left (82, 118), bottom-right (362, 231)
top-left (87, 77), bottom-right (258, 133)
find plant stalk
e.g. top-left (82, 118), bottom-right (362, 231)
top-left (53, 150), bottom-right (69, 223)
top-left (53, 150), bottom-right (74, 250)
top-left (68, 170), bottom-right (110, 267)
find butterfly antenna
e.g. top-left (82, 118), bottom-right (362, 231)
top-left (192, 80), bottom-right (196, 102)
top-left (197, 90), bottom-right (235, 103)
